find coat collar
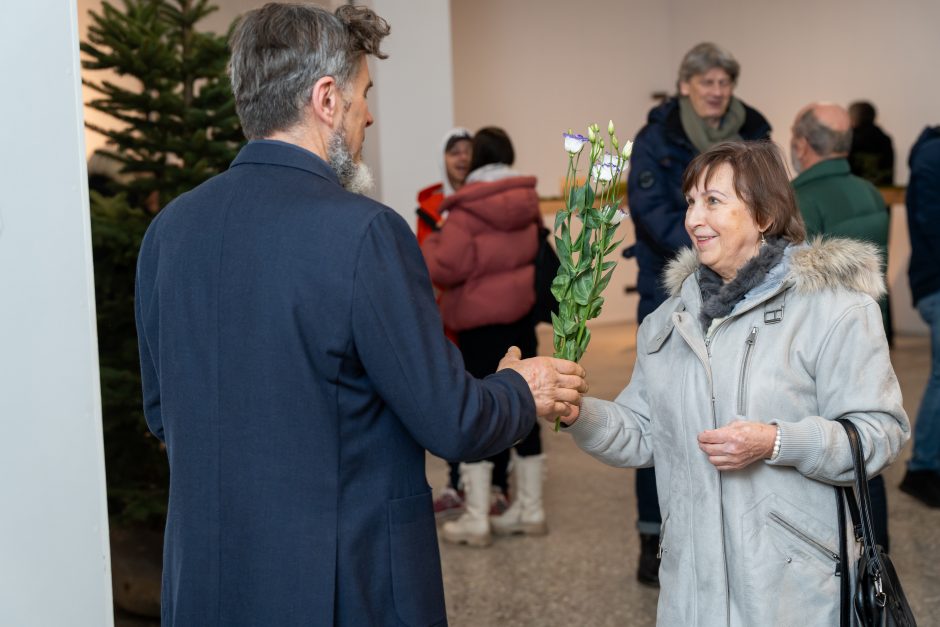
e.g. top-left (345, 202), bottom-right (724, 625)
top-left (791, 157), bottom-right (851, 189)
top-left (231, 140), bottom-right (340, 185)
top-left (664, 237), bottom-right (886, 304)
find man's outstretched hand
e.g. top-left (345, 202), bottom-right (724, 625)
top-left (497, 346), bottom-right (587, 419)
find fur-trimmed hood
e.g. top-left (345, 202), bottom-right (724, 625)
top-left (663, 237), bottom-right (886, 301)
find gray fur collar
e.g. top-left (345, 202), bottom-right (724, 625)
top-left (663, 237), bottom-right (886, 300)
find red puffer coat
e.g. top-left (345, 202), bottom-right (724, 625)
top-left (421, 175), bottom-right (541, 332)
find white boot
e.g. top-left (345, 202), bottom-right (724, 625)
top-left (490, 454), bottom-right (547, 536)
top-left (441, 461), bottom-right (493, 547)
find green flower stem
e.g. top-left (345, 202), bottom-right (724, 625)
top-left (552, 124), bottom-right (628, 432)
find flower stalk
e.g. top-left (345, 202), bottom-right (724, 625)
top-left (552, 124), bottom-right (632, 430)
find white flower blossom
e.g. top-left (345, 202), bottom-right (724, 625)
top-left (610, 208), bottom-right (628, 225)
top-left (591, 153), bottom-right (623, 184)
top-left (563, 132), bottom-right (588, 155)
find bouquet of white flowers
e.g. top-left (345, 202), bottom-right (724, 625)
top-left (551, 122), bottom-right (632, 430)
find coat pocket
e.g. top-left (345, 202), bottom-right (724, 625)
top-left (744, 494), bottom-right (839, 575)
top-left (388, 492), bottom-right (446, 626)
top-left (767, 510), bottom-right (840, 571)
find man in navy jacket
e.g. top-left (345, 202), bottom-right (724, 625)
top-left (134, 5), bottom-right (586, 626)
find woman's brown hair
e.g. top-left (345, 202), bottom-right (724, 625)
top-left (680, 141), bottom-right (806, 243)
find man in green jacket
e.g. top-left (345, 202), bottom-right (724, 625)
top-left (790, 102), bottom-right (890, 332)
top-left (789, 101), bottom-right (892, 550)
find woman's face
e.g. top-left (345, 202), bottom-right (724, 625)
top-left (444, 139), bottom-right (472, 190)
top-left (679, 67), bottom-right (734, 127)
top-left (684, 163), bottom-right (763, 282)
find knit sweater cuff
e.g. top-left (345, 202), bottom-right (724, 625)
top-left (767, 418), bottom-right (824, 473)
top-left (563, 397), bottom-right (610, 450)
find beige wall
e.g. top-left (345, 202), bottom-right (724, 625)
top-left (452, 0), bottom-right (937, 332)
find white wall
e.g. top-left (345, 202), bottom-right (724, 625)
top-left (451, 0), bottom-right (937, 331)
top-left (363, 0), bottom-right (456, 225)
top-left (0, 1), bottom-right (113, 625)
top-left (452, 0), bottom-right (673, 199)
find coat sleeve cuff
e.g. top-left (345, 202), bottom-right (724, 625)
top-left (563, 397), bottom-right (610, 451)
top-left (767, 418), bottom-right (824, 473)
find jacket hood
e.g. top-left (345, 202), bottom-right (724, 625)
top-left (909, 125), bottom-right (940, 168)
top-left (440, 127), bottom-right (472, 196)
top-left (663, 237), bottom-right (886, 300)
top-left (438, 175), bottom-right (540, 231)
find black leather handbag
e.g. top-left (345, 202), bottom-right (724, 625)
top-left (836, 419), bottom-right (917, 627)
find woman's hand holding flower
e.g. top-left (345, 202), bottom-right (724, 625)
top-left (697, 420), bottom-right (777, 471)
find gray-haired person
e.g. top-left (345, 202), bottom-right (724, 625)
top-left (134, 4), bottom-right (586, 625)
top-left (623, 42), bottom-right (771, 586)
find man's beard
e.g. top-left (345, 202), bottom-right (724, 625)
top-left (789, 144), bottom-right (803, 175)
top-left (327, 127), bottom-right (374, 194)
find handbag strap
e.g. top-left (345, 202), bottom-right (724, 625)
top-left (836, 418), bottom-right (879, 552)
top-left (837, 485), bottom-right (850, 627)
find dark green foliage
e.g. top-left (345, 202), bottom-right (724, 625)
top-left (83, 0), bottom-right (242, 209)
top-left (82, 0), bottom-right (242, 526)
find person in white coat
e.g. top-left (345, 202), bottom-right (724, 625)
top-left (557, 140), bottom-right (909, 626)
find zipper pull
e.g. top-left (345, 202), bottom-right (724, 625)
top-left (746, 327), bottom-right (757, 345)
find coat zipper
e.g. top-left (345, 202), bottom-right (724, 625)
top-left (682, 318), bottom-right (732, 626)
top-left (768, 511), bottom-right (840, 568)
top-left (736, 327), bottom-right (759, 415)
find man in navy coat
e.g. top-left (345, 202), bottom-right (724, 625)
top-left (134, 5), bottom-right (586, 626)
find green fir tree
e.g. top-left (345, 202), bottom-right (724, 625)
top-left (82, 0), bottom-right (243, 526)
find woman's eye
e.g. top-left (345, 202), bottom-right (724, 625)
top-left (707, 196), bottom-right (720, 205)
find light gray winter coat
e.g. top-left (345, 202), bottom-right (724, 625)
top-left (567, 238), bottom-right (909, 627)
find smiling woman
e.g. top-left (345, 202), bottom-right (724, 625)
top-left (681, 141), bottom-right (805, 282)
top-left (623, 41), bottom-right (774, 587)
top-left (558, 140), bottom-right (909, 626)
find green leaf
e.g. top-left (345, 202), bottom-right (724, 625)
top-left (569, 185), bottom-right (585, 211)
top-left (604, 237), bottom-right (624, 255)
top-left (550, 272), bottom-right (571, 302)
top-left (555, 234), bottom-right (570, 261)
top-left (578, 327), bottom-right (593, 355)
top-left (551, 311), bottom-right (564, 337)
top-left (572, 271), bottom-right (593, 306)
top-left (588, 296), bottom-right (604, 319)
top-left (584, 208), bottom-right (602, 230)
top-left (583, 182), bottom-right (595, 209)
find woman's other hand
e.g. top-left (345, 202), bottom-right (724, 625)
top-left (697, 420), bottom-right (777, 471)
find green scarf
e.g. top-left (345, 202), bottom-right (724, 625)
top-left (679, 96), bottom-right (746, 154)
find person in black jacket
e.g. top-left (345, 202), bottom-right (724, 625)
top-left (624, 41), bottom-right (771, 586)
top-left (848, 100), bottom-right (895, 187)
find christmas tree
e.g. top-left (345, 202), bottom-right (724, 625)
top-left (82, 0), bottom-right (243, 526)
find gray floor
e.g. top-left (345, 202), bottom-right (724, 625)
top-left (430, 323), bottom-right (940, 627)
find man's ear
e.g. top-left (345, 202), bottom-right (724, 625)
top-left (310, 75), bottom-right (339, 127)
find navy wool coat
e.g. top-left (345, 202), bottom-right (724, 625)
top-left (135, 140), bottom-right (536, 626)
